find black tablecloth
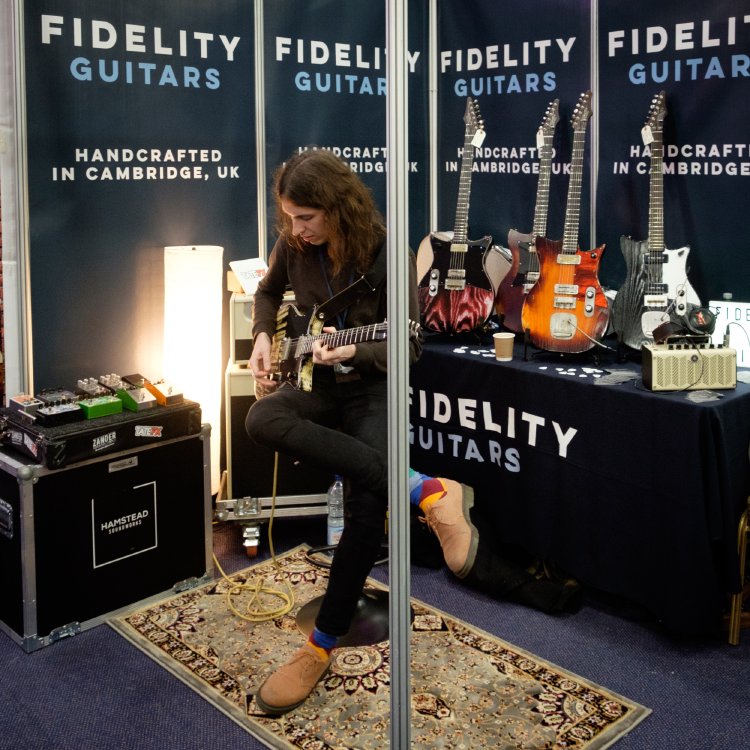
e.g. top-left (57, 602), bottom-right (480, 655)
top-left (409, 336), bottom-right (750, 635)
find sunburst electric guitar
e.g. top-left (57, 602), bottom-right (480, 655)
top-left (611, 91), bottom-right (700, 350)
top-left (496, 99), bottom-right (560, 332)
top-left (417, 97), bottom-right (510, 334)
top-left (521, 91), bottom-right (609, 354)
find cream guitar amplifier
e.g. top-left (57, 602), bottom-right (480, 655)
top-left (641, 343), bottom-right (736, 391)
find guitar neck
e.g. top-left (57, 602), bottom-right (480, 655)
top-left (562, 126), bottom-right (587, 253)
top-left (296, 322), bottom-right (387, 354)
top-left (647, 130), bottom-right (665, 258)
top-left (453, 131), bottom-right (476, 245)
top-left (532, 134), bottom-right (554, 238)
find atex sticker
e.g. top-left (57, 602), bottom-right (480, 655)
top-left (135, 425), bottom-right (163, 438)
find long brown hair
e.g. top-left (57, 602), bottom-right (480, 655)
top-left (273, 149), bottom-right (385, 278)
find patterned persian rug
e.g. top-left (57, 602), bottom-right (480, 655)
top-left (109, 546), bottom-right (649, 749)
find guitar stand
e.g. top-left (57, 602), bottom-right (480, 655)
top-left (522, 329), bottom-right (606, 367)
top-left (523, 329), bottom-right (532, 361)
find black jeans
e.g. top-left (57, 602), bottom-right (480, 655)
top-left (245, 369), bottom-right (389, 636)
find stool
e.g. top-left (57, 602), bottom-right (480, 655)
top-left (728, 496), bottom-right (750, 646)
top-left (297, 543), bottom-right (410, 647)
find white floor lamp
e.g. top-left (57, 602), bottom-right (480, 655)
top-left (163, 245), bottom-right (224, 494)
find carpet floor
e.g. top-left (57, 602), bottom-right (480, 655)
top-left (110, 545), bottom-right (649, 750)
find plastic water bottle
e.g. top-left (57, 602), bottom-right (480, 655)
top-left (326, 475), bottom-right (345, 546)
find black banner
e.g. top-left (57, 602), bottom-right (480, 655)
top-left (24, 0), bottom-right (256, 388)
top-left (263, 0), bottom-right (429, 251)
top-left (437, 0), bottom-right (592, 252)
top-left (597, 0), bottom-right (750, 303)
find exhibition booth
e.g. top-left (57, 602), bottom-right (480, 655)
top-left (1, 0), bottom-right (749, 747)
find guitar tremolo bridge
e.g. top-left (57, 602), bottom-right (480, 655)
top-left (550, 313), bottom-right (577, 339)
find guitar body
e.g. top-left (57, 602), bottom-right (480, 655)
top-left (611, 236), bottom-right (701, 349)
top-left (521, 237), bottom-right (609, 353)
top-left (496, 228), bottom-right (539, 332)
top-left (417, 231), bottom-right (498, 334)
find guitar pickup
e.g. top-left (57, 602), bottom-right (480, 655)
top-left (643, 294), bottom-right (668, 308)
top-left (553, 283), bottom-right (579, 295)
top-left (645, 253), bottom-right (666, 265)
top-left (555, 254), bottom-right (581, 265)
top-left (445, 279), bottom-right (467, 291)
top-left (445, 269), bottom-right (466, 292)
top-left (450, 243), bottom-right (469, 253)
top-left (553, 297), bottom-right (576, 309)
top-left (278, 339), bottom-right (294, 360)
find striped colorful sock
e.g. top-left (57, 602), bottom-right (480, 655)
top-left (408, 469), bottom-right (447, 511)
top-left (308, 627), bottom-right (337, 659)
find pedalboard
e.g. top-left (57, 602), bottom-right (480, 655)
top-left (6, 371), bottom-right (184, 427)
top-left (641, 342), bottom-right (737, 391)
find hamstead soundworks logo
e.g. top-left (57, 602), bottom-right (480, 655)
top-left (100, 509), bottom-right (149, 534)
top-left (92, 431), bottom-right (117, 452)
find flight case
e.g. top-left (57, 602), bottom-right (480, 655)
top-left (0, 426), bottom-right (213, 652)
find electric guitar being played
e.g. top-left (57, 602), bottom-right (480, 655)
top-left (255, 305), bottom-right (420, 398)
top-left (521, 91), bottom-right (609, 354)
top-left (496, 99), bottom-right (560, 332)
top-left (610, 91), bottom-right (700, 350)
top-left (416, 97), bottom-right (510, 334)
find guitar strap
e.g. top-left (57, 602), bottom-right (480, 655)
top-left (311, 240), bottom-right (387, 325)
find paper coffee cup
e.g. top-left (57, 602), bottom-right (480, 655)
top-left (493, 332), bottom-right (515, 361)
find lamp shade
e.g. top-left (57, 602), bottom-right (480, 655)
top-left (163, 245), bottom-right (223, 493)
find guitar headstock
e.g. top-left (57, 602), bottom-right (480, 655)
top-left (641, 91), bottom-right (667, 146)
top-left (540, 99), bottom-right (560, 136)
top-left (571, 90), bottom-right (592, 132)
top-left (645, 90), bottom-right (667, 129)
top-left (464, 97), bottom-right (485, 147)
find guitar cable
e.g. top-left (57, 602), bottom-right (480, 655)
top-left (562, 318), bottom-right (617, 352)
top-left (213, 450), bottom-right (296, 622)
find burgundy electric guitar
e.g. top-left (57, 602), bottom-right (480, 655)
top-left (417, 97), bottom-right (506, 334)
top-left (521, 91), bottom-right (609, 353)
top-left (496, 99), bottom-right (560, 332)
top-left (611, 91), bottom-right (700, 350)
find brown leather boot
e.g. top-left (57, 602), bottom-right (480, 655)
top-left (420, 479), bottom-right (478, 578)
top-left (255, 643), bottom-right (331, 716)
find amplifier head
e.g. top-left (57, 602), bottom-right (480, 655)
top-left (641, 344), bottom-right (736, 391)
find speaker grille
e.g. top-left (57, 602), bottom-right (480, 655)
top-left (644, 345), bottom-right (736, 391)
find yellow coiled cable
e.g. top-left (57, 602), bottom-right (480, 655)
top-left (213, 451), bottom-right (295, 622)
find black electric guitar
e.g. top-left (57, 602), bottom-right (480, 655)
top-left (496, 99), bottom-right (560, 332)
top-left (256, 307), bottom-right (420, 398)
top-left (416, 97), bottom-right (508, 334)
top-left (521, 91), bottom-right (610, 353)
top-left (611, 91), bottom-right (700, 350)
